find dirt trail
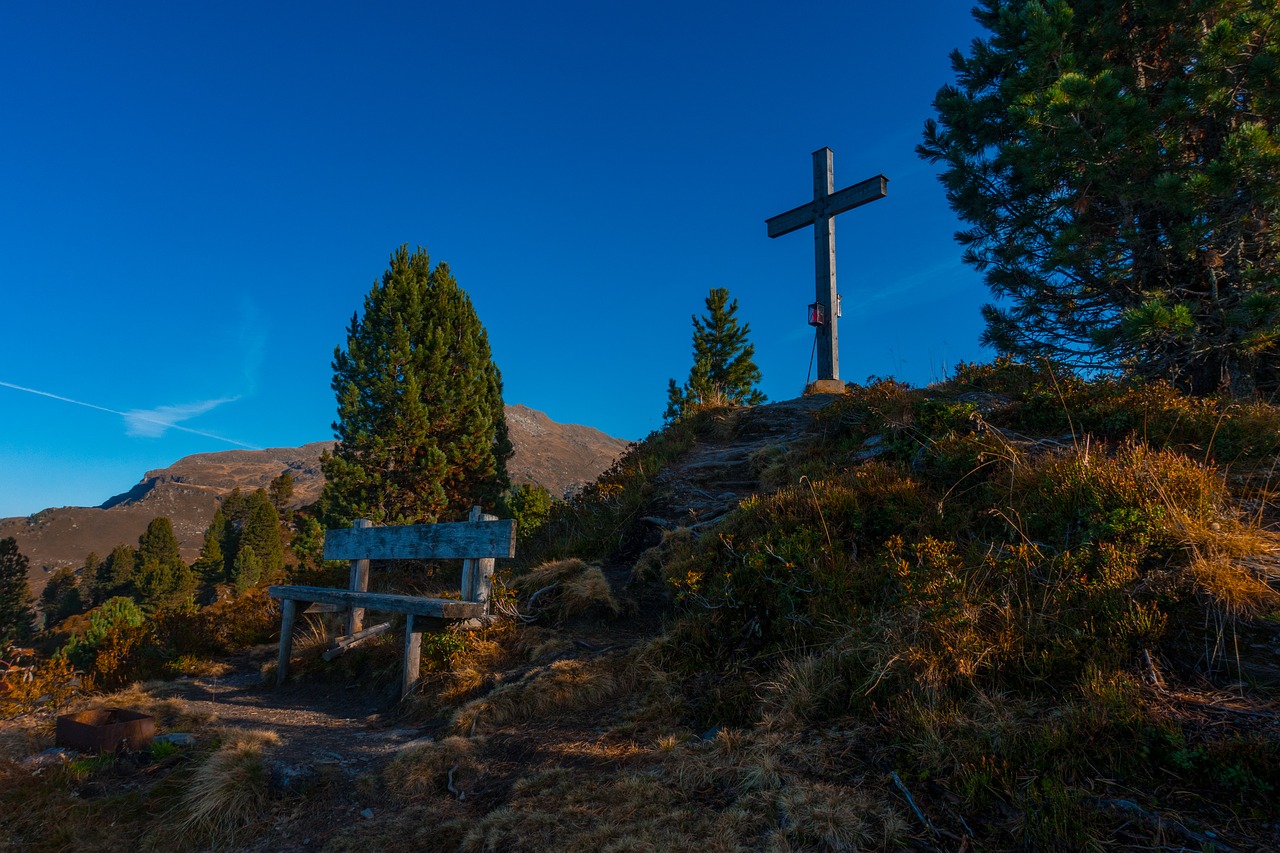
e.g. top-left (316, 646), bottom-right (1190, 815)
top-left (650, 394), bottom-right (840, 530)
top-left (168, 663), bottom-right (422, 770)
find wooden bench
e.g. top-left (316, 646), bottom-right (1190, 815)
top-left (269, 506), bottom-right (515, 698)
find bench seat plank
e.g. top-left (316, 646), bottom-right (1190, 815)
top-left (269, 585), bottom-right (484, 620)
top-left (323, 520), bottom-right (516, 561)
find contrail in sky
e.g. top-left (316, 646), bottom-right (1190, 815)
top-left (0, 380), bottom-right (261, 450)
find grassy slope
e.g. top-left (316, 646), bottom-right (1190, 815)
top-left (4, 361), bottom-right (1280, 851)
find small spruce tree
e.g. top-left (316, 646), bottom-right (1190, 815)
top-left (79, 551), bottom-right (100, 606)
top-left (39, 566), bottom-right (83, 627)
top-left (0, 537), bottom-right (34, 644)
top-left (233, 546), bottom-right (263, 594)
top-left (503, 483), bottom-right (554, 542)
top-left (92, 545), bottom-right (135, 603)
top-left (133, 517), bottom-right (194, 610)
top-left (666, 287), bottom-right (765, 421)
top-left (192, 508), bottom-right (227, 589)
top-left (239, 499), bottom-right (285, 585)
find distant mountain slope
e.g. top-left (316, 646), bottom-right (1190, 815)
top-left (2, 405), bottom-right (629, 594)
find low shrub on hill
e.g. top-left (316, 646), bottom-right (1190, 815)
top-left (521, 408), bottom-right (734, 563)
top-left (633, 367), bottom-right (1280, 847)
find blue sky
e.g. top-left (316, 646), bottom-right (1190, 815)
top-left (0, 1), bottom-right (990, 518)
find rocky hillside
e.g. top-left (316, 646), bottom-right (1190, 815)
top-left (2, 405), bottom-right (629, 593)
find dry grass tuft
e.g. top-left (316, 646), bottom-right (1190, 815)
top-left (779, 780), bottom-right (910, 850)
top-left (452, 654), bottom-right (631, 734)
top-left (512, 558), bottom-right (593, 593)
top-left (173, 728), bottom-right (278, 840)
top-left (81, 682), bottom-right (218, 732)
top-left (1190, 550), bottom-right (1280, 617)
top-left (559, 566), bottom-right (621, 618)
top-left (0, 721), bottom-right (50, 762)
top-left (632, 527), bottom-right (696, 585)
top-left (458, 767), bottom-right (770, 853)
top-left (291, 615), bottom-right (333, 657)
top-left (387, 735), bottom-right (482, 799)
top-left (513, 559), bottom-right (621, 620)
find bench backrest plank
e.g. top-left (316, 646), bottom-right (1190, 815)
top-left (323, 519), bottom-right (516, 562)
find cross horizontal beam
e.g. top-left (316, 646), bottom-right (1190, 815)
top-left (765, 174), bottom-right (888, 239)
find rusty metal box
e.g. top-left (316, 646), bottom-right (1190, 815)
top-left (56, 708), bottom-right (154, 754)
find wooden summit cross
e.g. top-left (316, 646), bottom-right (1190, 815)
top-left (766, 148), bottom-right (887, 392)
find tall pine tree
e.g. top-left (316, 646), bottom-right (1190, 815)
top-left (0, 537), bottom-right (33, 644)
top-left (92, 545), bottom-right (135, 603)
top-left (133, 517), bottom-right (194, 610)
top-left (666, 287), bottom-right (766, 421)
top-left (239, 499), bottom-right (285, 585)
top-left (321, 245), bottom-right (512, 525)
top-left (919, 0), bottom-right (1280, 396)
top-left (192, 508), bottom-right (227, 589)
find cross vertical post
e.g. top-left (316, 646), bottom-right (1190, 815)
top-left (766, 148), bottom-right (887, 391)
top-left (813, 148), bottom-right (838, 381)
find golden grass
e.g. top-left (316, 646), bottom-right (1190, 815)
top-left (386, 735), bottom-right (481, 799)
top-left (458, 767), bottom-right (770, 853)
top-left (171, 728), bottom-right (278, 840)
top-left (0, 720), bottom-right (50, 762)
top-left (512, 559), bottom-right (621, 621)
top-left (452, 654), bottom-right (632, 734)
top-left (632, 527), bottom-right (696, 585)
top-left (78, 682), bottom-right (218, 732)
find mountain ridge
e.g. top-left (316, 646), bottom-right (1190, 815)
top-left (3, 404), bottom-right (629, 593)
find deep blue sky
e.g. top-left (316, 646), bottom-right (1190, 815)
top-left (0, 1), bottom-right (990, 518)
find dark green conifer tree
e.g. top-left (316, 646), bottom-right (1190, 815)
top-left (666, 287), bottom-right (766, 421)
top-left (321, 245), bottom-right (512, 525)
top-left (503, 483), bottom-right (554, 542)
top-left (239, 499), bottom-right (284, 585)
top-left (0, 537), bottom-right (34, 644)
top-left (78, 551), bottom-right (100, 606)
top-left (217, 488), bottom-right (249, 569)
top-left (268, 471), bottom-right (296, 525)
top-left (919, 0), bottom-right (1280, 396)
top-left (39, 566), bottom-right (83, 627)
top-left (232, 546), bottom-right (262, 593)
top-left (192, 509), bottom-right (227, 588)
top-left (133, 517), bottom-right (194, 610)
top-left (93, 545), bottom-right (135, 603)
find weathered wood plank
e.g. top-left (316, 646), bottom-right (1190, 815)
top-left (824, 174), bottom-right (887, 218)
top-left (329, 621), bottom-right (394, 649)
top-left (348, 518), bottom-right (372, 635)
top-left (460, 506), bottom-right (483, 603)
top-left (322, 622), bottom-right (393, 662)
top-left (473, 512), bottom-right (498, 607)
top-left (276, 599), bottom-right (298, 687)
top-left (303, 602), bottom-right (342, 614)
top-left (269, 585), bottom-right (485, 620)
top-left (766, 201), bottom-right (817, 238)
top-left (814, 148), bottom-right (838, 381)
top-left (323, 519), bottom-right (516, 561)
top-left (403, 614), bottom-right (422, 698)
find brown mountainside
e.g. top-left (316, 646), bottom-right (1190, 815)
top-left (2, 405), bottom-right (629, 595)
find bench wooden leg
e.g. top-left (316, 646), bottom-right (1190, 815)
top-left (277, 599), bottom-right (298, 687)
top-left (402, 614), bottom-right (423, 699)
top-left (348, 519), bottom-right (372, 635)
